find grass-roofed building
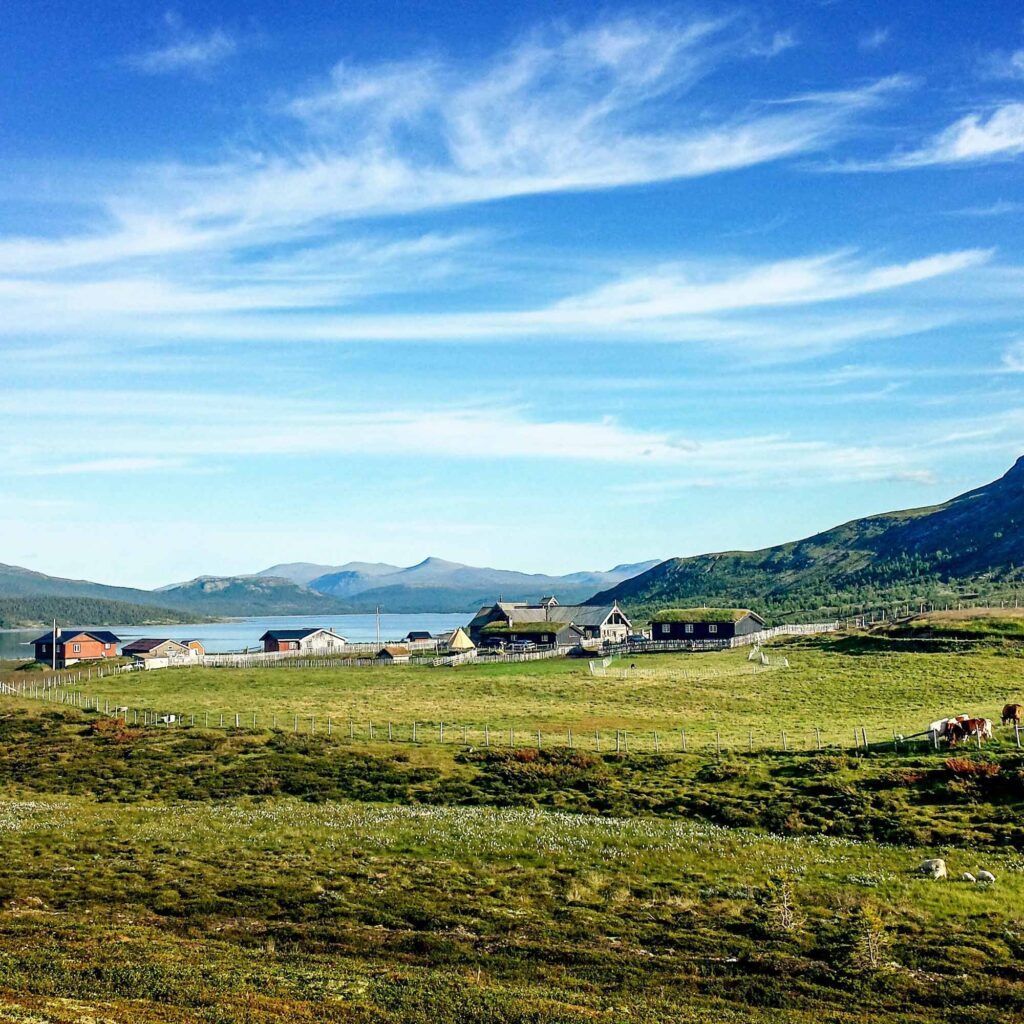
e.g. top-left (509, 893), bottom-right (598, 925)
top-left (468, 596), bottom-right (631, 647)
top-left (650, 608), bottom-right (765, 642)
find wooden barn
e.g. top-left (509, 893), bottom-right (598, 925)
top-left (649, 608), bottom-right (765, 641)
top-left (376, 645), bottom-right (411, 663)
top-left (32, 628), bottom-right (120, 668)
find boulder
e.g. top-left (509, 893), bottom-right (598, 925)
top-left (977, 870), bottom-right (996, 883)
top-left (919, 858), bottom-right (947, 879)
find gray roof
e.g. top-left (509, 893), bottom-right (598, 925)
top-left (122, 638), bottom-right (186, 654)
top-left (259, 627), bottom-right (345, 642)
top-left (508, 603), bottom-right (626, 628)
top-left (32, 629), bottom-right (120, 646)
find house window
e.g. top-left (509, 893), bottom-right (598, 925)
top-left (685, 624), bottom-right (694, 634)
top-left (72, 643), bottom-right (81, 653)
top-left (661, 623), bottom-right (670, 635)
top-left (708, 624), bottom-right (718, 634)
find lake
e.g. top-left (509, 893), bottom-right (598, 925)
top-left (0, 612), bottom-right (472, 661)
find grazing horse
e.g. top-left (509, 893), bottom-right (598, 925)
top-left (1002, 703), bottom-right (1023, 726)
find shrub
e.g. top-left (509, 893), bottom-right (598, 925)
top-left (945, 758), bottom-right (1001, 778)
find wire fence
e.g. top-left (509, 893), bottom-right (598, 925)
top-left (3, 679), bottom-right (1020, 757)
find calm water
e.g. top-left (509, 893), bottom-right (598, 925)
top-left (0, 612), bottom-right (471, 660)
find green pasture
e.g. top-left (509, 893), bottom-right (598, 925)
top-left (0, 785), bottom-right (1022, 1023)
top-left (20, 635), bottom-right (1024, 749)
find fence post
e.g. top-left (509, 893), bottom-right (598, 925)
top-left (537, 729), bottom-right (542, 750)
top-left (595, 730), bottom-right (600, 751)
top-left (748, 730), bottom-right (753, 753)
top-left (440, 721), bottom-right (445, 744)
top-left (781, 730), bottom-right (788, 752)
top-left (327, 717), bottom-right (332, 737)
top-left (370, 722), bottom-right (376, 741)
top-left (234, 713), bottom-right (240, 728)
top-left (615, 730), bottom-right (621, 753)
top-left (653, 730), bottom-right (659, 753)
top-left (715, 731), bottom-right (721, 757)
top-left (293, 715), bottom-right (298, 733)
top-left (1016, 725), bottom-right (1021, 750)
top-left (680, 728), bottom-right (686, 753)
top-left (815, 727), bottom-right (822, 751)
top-left (389, 721), bottom-right (393, 742)
top-left (484, 723), bottom-right (489, 747)
top-left (462, 724), bottom-right (467, 745)
top-left (412, 721), bottom-right (418, 743)
top-left (509, 726), bottom-right (513, 747)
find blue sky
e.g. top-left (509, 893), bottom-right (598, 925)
top-left (3, 1), bottom-right (1024, 589)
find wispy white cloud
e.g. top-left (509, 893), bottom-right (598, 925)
top-left (25, 457), bottom-right (187, 477)
top-left (125, 14), bottom-right (238, 75)
top-left (0, 248), bottom-right (984, 351)
top-left (0, 387), bottom-right (934, 484)
top-left (858, 27), bottom-right (891, 51)
top-left (844, 103), bottom-right (1024, 170)
top-left (1002, 339), bottom-right (1024, 372)
top-left (0, 16), bottom-right (904, 277)
top-left (981, 47), bottom-right (1024, 81)
top-left (947, 199), bottom-right (1024, 217)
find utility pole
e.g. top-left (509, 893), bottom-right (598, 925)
top-left (52, 619), bottom-right (57, 671)
top-left (375, 606), bottom-right (381, 648)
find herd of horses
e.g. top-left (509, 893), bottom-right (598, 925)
top-left (927, 703), bottom-right (1022, 747)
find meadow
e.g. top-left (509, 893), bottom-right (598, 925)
top-left (16, 634), bottom-right (1024, 752)
top-left (0, 712), bottom-right (1023, 1023)
top-left (2, 634), bottom-right (1024, 1021)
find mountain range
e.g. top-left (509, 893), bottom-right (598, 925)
top-left (6, 457), bottom-right (1024, 627)
top-left (593, 456), bottom-right (1024, 619)
top-left (254, 556), bottom-right (661, 612)
top-left (0, 557), bottom-right (660, 623)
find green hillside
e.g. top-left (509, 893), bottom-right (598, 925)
top-left (593, 457), bottom-right (1024, 620)
top-left (0, 562), bottom-right (168, 604)
top-left (0, 596), bottom-right (205, 630)
top-left (153, 575), bottom-right (350, 615)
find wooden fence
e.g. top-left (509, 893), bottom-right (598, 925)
top-left (3, 679), bottom-right (1021, 756)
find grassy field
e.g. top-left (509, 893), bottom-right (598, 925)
top-left (15, 634), bottom-right (1024, 750)
top-left (2, 635), bottom-right (1024, 1021)
top-left (0, 705), bottom-right (1022, 1022)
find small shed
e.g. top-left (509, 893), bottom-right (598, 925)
top-left (376, 645), bottom-right (411, 663)
top-left (404, 630), bottom-right (433, 643)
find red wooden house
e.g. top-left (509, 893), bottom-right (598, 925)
top-left (32, 628), bottom-right (121, 668)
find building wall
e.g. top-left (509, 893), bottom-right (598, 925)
top-left (298, 633), bottom-right (345, 653)
top-left (35, 636), bottom-right (117, 666)
top-left (653, 620), bottom-right (738, 641)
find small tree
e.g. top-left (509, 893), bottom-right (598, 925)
top-left (846, 904), bottom-right (892, 973)
top-left (759, 873), bottom-right (803, 935)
